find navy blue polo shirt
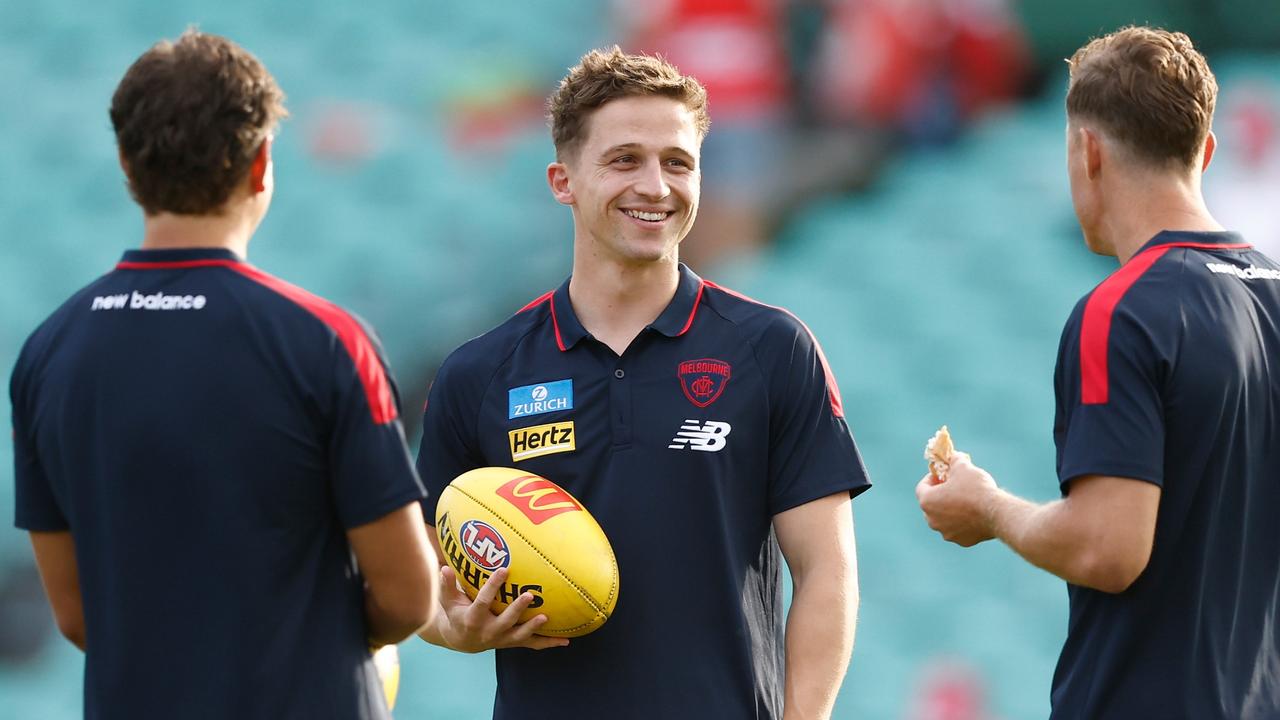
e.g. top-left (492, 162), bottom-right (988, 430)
top-left (12, 247), bottom-right (425, 720)
top-left (418, 263), bottom-right (870, 720)
top-left (1051, 231), bottom-right (1280, 719)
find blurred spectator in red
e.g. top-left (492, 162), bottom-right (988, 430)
top-left (810, 0), bottom-right (1029, 144)
top-left (615, 0), bottom-right (792, 269)
top-left (905, 658), bottom-right (999, 720)
top-left (307, 101), bottom-right (382, 166)
top-left (441, 58), bottom-right (547, 158)
top-left (610, 0), bottom-right (1030, 268)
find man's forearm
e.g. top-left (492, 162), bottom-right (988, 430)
top-left (29, 531), bottom-right (86, 651)
top-left (364, 591), bottom-right (430, 647)
top-left (988, 491), bottom-right (1082, 577)
top-left (782, 571), bottom-right (857, 720)
top-left (987, 489), bottom-right (1135, 592)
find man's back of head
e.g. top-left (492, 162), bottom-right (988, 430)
top-left (110, 29), bottom-right (287, 217)
top-left (1064, 26), bottom-right (1225, 259)
top-left (1066, 26), bottom-right (1217, 172)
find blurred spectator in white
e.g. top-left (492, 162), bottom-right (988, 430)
top-left (1205, 83), bottom-right (1280, 258)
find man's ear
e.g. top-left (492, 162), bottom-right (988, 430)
top-left (547, 161), bottom-right (574, 206)
top-left (1081, 126), bottom-right (1103, 181)
top-left (1201, 130), bottom-right (1216, 173)
top-left (249, 137), bottom-right (272, 194)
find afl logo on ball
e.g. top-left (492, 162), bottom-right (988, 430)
top-left (678, 358), bottom-right (731, 408)
top-left (459, 520), bottom-right (511, 572)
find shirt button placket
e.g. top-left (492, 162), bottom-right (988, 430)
top-left (611, 365), bottom-right (632, 446)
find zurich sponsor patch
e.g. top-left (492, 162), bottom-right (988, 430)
top-left (509, 379), bottom-right (573, 419)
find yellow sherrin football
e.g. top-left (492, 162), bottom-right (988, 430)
top-left (435, 467), bottom-right (619, 637)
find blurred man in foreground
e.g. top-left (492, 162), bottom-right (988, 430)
top-left (12, 30), bottom-right (436, 719)
top-left (917, 26), bottom-right (1280, 719)
top-left (416, 47), bottom-right (870, 719)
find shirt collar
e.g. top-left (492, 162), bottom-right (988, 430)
top-left (1136, 230), bottom-right (1249, 256)
top-left (549, 263), bottom-right (706, 352)
top-left (549, 275), bottom-right (588, 351)
top-left (118, 247), bottom-right (245, 266)
top-left (650, 263), bottom-right (706, 337)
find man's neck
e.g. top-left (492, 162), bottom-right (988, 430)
top-left (1103, 175), bottom-right (1223, 265)
top-left (140, 210), bottom-right (254, 258)
top-left (567, 255), bottom-right (680, 356)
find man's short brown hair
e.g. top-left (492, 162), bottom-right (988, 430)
top-left (110, 30), bottom-right (287, 215)
top-left (547, 46), bottom-right (710, 160)
top-left (1066, 26), bottom-right (1217, 169)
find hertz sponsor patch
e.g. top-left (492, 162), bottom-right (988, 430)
top-left (508, 421), bottom-right (575, 461)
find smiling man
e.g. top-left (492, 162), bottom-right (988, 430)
top-left (415, 48), bottom-right (871, 719)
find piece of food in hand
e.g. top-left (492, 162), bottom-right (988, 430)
top-left (924, 425), bottom-right (956, 480)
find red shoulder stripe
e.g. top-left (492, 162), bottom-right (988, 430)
top-left (518, 291), bottom-right (554, 313)
top-left (1079, 241), bottom-right (1250, 405)
top-left (518, 290), bottom-right (565, 351)
top-left (114, 258), bottom-right (400, 424)
top-left (704, 281), bottom-right (845, 418)
top-left (232, 265), bottom-right (399, 425)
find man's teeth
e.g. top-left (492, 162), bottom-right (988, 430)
top-left (624, 209), bottom-right (667, 222)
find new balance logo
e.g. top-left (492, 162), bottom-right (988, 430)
top-left (1206, 262), bottom-right (1280, 281)
top-left (91, 291), bottom-right (208, 311)
top-left (668, 420), bottom-right (732, 452)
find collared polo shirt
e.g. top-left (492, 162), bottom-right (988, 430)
top-left (418, 263), bottom-right (870, 720)
top-left (12, 247), bottom-right (425, 720)
top-left (1050, 231), bottom-right (1280, 719)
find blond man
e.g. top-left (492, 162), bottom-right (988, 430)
top-left (918, 27), bottom-right (1280, 719)
top-left (416, 48), bottom-right (870, 719)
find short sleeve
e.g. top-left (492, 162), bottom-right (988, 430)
top-left (415, 354), bottom-right (485, 525)
top-left (1054, 303), bottom-right (1166, 490)
top-left (764, 319), bottom-right (871, 515)
top-left (327, 333), bottom-right (426, 530)
top-left (11, 348), bottom-right (69, 531)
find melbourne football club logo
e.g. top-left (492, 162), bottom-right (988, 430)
top-left (458, 519), bottom-right (511, 572)
top-left (678, 358), bottom-right (731, 408)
